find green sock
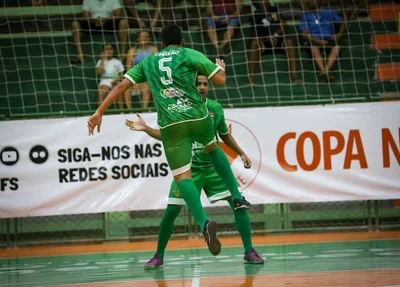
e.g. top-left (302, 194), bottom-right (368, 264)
top-left (177, 178), bottom-right (208, 230)
top-left (209, 147), bottom-right (242, 200)
top-left (228, 199), bottom-right (253, 253)
top-left (156, 204), bottom-right (182, 259)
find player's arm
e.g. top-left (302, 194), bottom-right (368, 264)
top-left (189, 49), bottom-right (226, 85)
top-left (125, 114), bottom-right (162, 141)
top-left (216, 106), bottom-right (251, 168)
top-left (219, 133), bottom-right (251, 169)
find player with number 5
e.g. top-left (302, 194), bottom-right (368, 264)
top-left (87, 24), bottom-right (251, 256)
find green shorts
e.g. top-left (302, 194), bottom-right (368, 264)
top-left (168, 168), bottom-right (232, 205)
top-left (160, 116), bottom-right (215, 176)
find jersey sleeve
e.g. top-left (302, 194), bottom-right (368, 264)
top-left (216, 105), bottom-right (229, 135)
top-left (123, 61), bottom-right (146, 85)
top-left (187, 49), bottom-right (223, 80)
top-left (95, 59), bottom-right (101, 68)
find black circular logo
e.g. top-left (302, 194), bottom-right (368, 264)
top-left (0, 147), bottom-right (19, 166)
top-left (29, 145), bottom-right (49, 164)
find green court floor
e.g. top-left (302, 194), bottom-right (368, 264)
top-left (1, 239), bottom-right (400, 286)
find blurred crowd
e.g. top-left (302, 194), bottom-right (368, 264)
top-left (30, 0), bottom-right (369, 110)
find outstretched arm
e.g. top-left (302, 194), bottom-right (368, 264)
top-left (125, 114), bottom-right (162, 141)
top-left (219, 133), bottom-right (251, 168)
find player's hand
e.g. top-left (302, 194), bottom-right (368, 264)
top-left (216, 58), bottom-right (226, 71)
top-left (125, 114), bottom-right (147, 132)
top-left (88, 111), bottom-right (102, 136)
top-left (241, 154), bottom-right (251, 169)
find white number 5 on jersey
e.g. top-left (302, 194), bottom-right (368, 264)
top-left (158, 57), bottom-right (173, 85)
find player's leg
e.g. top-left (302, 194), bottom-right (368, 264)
top-left (192, 116), bottom-right (250, 209)
top-left (145, 174), bottom-right (204, 269)
top-left (227, 199), bottom-right (263, 264)
top-left (160, 123), bottom-right (221, 255)
top-left (203, 170), bottom-right (263, 264)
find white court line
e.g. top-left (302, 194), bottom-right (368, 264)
top-left (191, 277), bottom-right (200, 287)
top-left (191, 265), bottom-right (202, 287)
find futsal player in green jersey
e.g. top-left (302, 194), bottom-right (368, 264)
top-left (125, 74), bottom-right (264, 268)
top-left (87, 24), bottom-right (250, 256)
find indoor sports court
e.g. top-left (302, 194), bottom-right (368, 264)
top-left (1, 233), bottom-right (400, 286)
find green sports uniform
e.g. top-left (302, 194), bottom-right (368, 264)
top-left (168, 99), bottom-right (236, 205)
top-left (123, 48), bottom-right (223, 175)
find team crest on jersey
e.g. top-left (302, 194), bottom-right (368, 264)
top-left (172, 187), bottom-right (181, 197)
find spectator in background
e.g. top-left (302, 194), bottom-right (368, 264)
top-left (70, 0), bottom-right (128, 64)
top-left (249, 0), bottom-right (301, 84)
top-left (206, 0), bottom-right (243, 56)
top-left (123, 0), bottom-right (162, 29)
top-left (124, 31), bottom-right (158, 109)
top-left (96, 43), bottom-right (125, 111)
top-left (299, 0), bottom-right (345, 82)
top-left (32, 0), bottom-right (44, 6)
top-left (164, 0), bottom-right (204, 30)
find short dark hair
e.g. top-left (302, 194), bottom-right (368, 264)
top-left (161, 24), bottom-right (183, 46)
top-left (197, 73), bottom-right (205, 77)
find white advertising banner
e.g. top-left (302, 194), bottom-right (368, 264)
top-left (0, 102), bottom-right (399, 218)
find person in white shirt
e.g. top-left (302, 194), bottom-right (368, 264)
top-left (96, 43), bottom-right (125, 111)
top-left (71, 0), bottom-right (128, 64)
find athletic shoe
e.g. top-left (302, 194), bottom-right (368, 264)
top-left (203, 220), bottom-right (221, 256)
top-left (234, 197), bottom-right (251, 210)
top-left (144, 254), bottom-right (164, 269)
top-left (244, 249), bottom-right (264, 264)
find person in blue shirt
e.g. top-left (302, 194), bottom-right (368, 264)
top-left (249, 0), bottom-right (302, 84)
top-left (299, 0), bottom-right (345, 82)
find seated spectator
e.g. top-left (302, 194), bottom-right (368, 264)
top-left (249, 0), bottom-right (301, 84)
top-left (206, 0), bottom-right (243, 56)
top-left (31, 0), bottom-right (44, 6)
top-left (123, 0), bottom-right (162, 29)
top-left (124, 31), bottom-right (158, 109)
top-left (164, 0), bottom-right (204, 30)
top-left (299, 0), bottom-right (346, 82)
top-left (70, 0), bottom-right (128, 64)
top-left (96, 43), bottom-right (125, 111)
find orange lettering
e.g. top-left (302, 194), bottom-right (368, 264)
top-left (382, 128), bottom-right (400, 168)
top-left (297, 132), bottom-right (321, 171)
top-left (344, 130), bottom-right (368, 169)
top-left (276, 132), bottom-right (297, 172)
top-left (323, 131), bottom-right (345, 170)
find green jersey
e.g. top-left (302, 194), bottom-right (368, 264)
top-left (123, 47), bottom-right (222, 129)
top-left (191, 99), bottom-right (229, 170)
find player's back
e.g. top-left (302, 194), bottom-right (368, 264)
top-left (141, 47), bottom-right (209, 129)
